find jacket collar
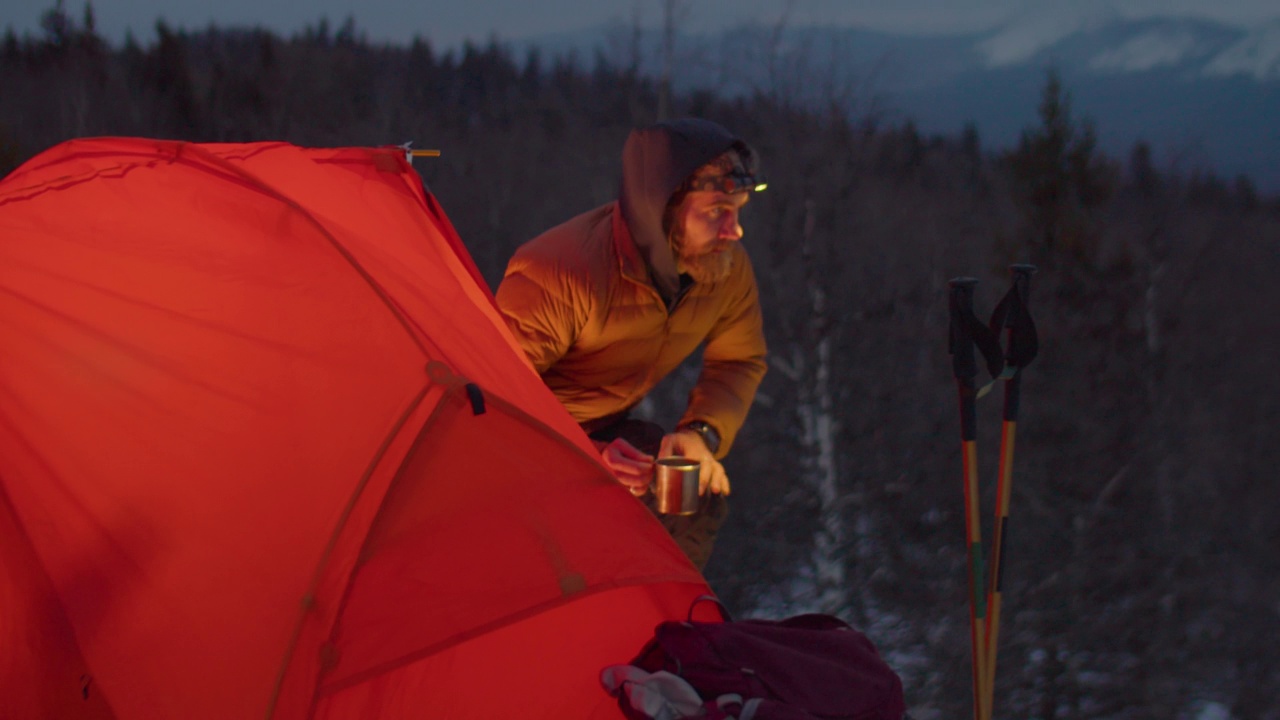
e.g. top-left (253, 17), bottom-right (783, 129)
top-left (613, 205), bottom-right (697, 311)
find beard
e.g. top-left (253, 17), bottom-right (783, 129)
top-left (673, 234), bottom-right (734, 284)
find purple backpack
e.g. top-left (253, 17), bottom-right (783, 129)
top-left (605, 596), bottom-right (907, 720)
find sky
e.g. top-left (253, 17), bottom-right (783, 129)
top-left (2, 0), bottom-right (1278, 49)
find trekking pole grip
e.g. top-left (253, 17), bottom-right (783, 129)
top-left (1001, 264), bottom-right (1038, 421)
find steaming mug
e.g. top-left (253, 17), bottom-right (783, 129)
top-left (653, 457), bottom-right (700, 515)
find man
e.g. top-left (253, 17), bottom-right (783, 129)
top-left (495, 118), bottom-right (768, 570)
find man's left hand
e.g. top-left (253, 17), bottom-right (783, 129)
top-left (659, 430), bottom-right (729, 496)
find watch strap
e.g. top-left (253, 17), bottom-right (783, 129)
top-left (679, 421), bottom-right (721, 455)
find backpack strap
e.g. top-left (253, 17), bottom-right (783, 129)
top-left (689, 594), bottom-right (733, 623)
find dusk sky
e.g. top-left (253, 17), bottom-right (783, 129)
top-left (3, 0), bottom-right (1279, 48)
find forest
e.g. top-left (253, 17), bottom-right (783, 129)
top-left (3, 3), bottom-right (1278, 718)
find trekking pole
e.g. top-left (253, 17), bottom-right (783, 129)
top-left (981, 265), bottom-right (1039, 720)
top-left (948, 277), bottom-right (1003, 720)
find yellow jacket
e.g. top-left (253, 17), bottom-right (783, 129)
top-left (496, 202), bottom-right (767, 457)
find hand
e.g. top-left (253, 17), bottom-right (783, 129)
top-left (660, 430), bottom-right (730, 496)
top-left (597, 438), bottom-right (655, 496)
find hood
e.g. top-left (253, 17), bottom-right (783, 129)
top-left (619, 118), bottom-right (743, 303)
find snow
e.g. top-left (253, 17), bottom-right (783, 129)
top-left (977, 1), bottom-right (1121, 66)
top-left (1202, 19), bottom-right (1280, 80)
top-left (1089, 28), bottom-right (1206, 71)
top-left (1191, 701), bottom-right (1232, 720)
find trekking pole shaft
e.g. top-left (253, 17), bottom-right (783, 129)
top-left (982, 376), bottom-right (1019, 720)
top-left (949, 277), bottom-right (987, 720)
top-left (963, 421), bottom-right (988, 720)
top-left (982, 264), bottom-right (1036, 720)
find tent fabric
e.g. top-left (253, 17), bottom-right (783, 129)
top-left (0, 138), bottom-right (715, 719)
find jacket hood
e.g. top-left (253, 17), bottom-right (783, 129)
top-left (618, 118), bottom-right (743, 303)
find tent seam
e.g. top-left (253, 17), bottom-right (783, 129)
top-left (265, 380), bottom-right (436, 720)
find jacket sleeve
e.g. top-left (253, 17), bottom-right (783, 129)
top-left (680, 255), bottom-right (768, 458)
top-left (494, 257), bottom-right (584, 374)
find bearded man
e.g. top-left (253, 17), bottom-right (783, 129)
top-left (494, 118), bottom-right (768, 570)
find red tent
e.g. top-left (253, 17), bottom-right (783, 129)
top-left (0, 138), bottom-right (714, 719)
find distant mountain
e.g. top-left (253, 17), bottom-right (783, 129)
top-left (517, 15), bottom-right (1280, 192)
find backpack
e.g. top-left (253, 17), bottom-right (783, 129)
top-left (601, 596), bottom-right (906, 720)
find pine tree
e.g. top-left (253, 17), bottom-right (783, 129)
top-left (1002, 68), bottom-right (1116, 268)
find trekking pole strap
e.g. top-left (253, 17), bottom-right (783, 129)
top-left (949, 278), bottom-right (1005, 408)
top-left (989, 264), bottom-right (1038, 372)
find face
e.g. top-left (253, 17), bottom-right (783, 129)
top-left (670, 189), bottom-right (750, 284)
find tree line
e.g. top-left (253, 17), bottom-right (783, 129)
top-left (4, 4), bottom-right (1279, 718)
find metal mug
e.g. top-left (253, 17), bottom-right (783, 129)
top-left (653, 457), bottom-right (700, 515)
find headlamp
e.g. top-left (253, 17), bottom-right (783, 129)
top-left (684, 172), bottom-right (768, 194)
top-left (680, 143), bottom-right (767, 194)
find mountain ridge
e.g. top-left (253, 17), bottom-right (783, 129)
top-left (517, 15), bottom-right (1280, 191)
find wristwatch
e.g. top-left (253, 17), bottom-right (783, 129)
top-left (679, 421), bottom-right (721, 455)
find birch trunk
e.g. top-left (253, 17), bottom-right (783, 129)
top-left (800, 198), bottom-right (847, 614)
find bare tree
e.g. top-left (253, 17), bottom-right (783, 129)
top-left (657, 0), bottom-right (691, 120)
